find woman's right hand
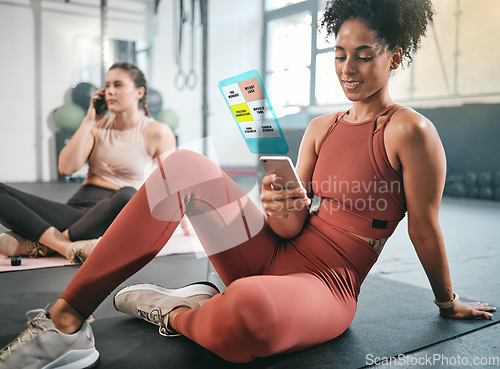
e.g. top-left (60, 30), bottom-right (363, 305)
top-left (58, 89), bottom-right (104, 175)
top-left (84, 88), bottom-right (106, 124)
top-left (261, 174), bottom-right (311, 219)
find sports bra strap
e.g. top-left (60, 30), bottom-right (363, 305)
top-left (318, 111), bottom-right (343, 152)
top-left (382, 104), bottom-right (403, 124)
top-left (374, 104), bottom-right (398, 120)
top-left (372, 104), bottom-right (403, 133)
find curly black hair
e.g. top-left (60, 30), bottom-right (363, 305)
top-left (319, 0), bottom-right (434, 66)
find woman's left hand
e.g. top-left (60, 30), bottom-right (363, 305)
top-left (439, 300), bottom-right (496, 320)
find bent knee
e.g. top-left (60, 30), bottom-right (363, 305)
top-left (159, 149), bottom-right (222, 183)
top-left (111, 187), bottom-right (136, 206)
top-left (160, 149), bottom-right (202, 168)
top-left (219, 278), bottom-right (283, 356)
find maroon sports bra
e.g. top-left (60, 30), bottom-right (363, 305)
top-left (311, 105), bottom-right (407, 239)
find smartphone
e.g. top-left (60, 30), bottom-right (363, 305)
top-left (94, 92), bottom-right (107, 115)
top-left (260, 156), bottom-right (304, 190)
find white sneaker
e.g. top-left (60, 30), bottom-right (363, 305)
top-left (65, 238), bottom-right (101, 263)
top-left (0, 232), bottom-right (49, 258)
top-left (0, 309), bottom-right (99, 369)
top-left (113, 282), bottom-right (220, 337)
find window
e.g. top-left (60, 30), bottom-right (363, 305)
top-left (265, 0), bottom-right (306, 11)
top-left (266, 11), bottom-right (312, 108)
top-left (263, 0), bottom-right (347, 117)
top-left (265, 0), bottom-right (500, 114)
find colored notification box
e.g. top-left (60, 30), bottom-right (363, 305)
top-left (238, 77), bottom-right (265, 102)
top-left (218, 70), bottom-right (289, 155)
top-left (231, 103), bottom-right (254, 122)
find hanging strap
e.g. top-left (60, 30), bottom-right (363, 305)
top-left (174, 0), bottom-right (188, 89)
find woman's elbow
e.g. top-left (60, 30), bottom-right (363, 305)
top-left (272, 221), bottom-right (305, 240)
top-left (58, 166), bottom-right (72, 177)
top-left (58, 161), bottom-right (76, 176)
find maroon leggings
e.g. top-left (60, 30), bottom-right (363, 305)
top-left (61, 149), bottom-right (377, 363)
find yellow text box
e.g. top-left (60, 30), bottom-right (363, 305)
top-left (231, 103), bottom-right (254, 123)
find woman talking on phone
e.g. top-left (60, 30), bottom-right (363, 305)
top-left (0, 62), bottom-right (176, 263)
top-left (0, 1), bottom-right (495, 367)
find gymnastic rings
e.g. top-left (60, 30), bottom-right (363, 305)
top-left (175, 69), bottom-right (197, 91)
top-left (173, 0), bottom-right (199, 91)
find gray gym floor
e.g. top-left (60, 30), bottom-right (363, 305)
top-left (1, 180), bottom-right (499, 368)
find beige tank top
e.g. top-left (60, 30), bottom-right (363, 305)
top-left (87, 115), bottom-right (153, 190)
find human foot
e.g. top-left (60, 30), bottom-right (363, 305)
top-left (0, 308), bottom-right (99, 369)
top-left (113, 282), bottom-right (220, 337)
top-left (65, 238), bottom-right (101, 263)
top-left (0, 232), bottom-right (48, 258)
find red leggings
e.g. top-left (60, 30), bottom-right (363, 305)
top-left (61, 150), bottom-right (377, 363)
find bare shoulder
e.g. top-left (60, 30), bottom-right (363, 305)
top-left (387, 106), bottom-right (440, 145)
top-left (305, 111), bottom-right (344, 154)
top-left (307, 112), bottom-right (339, 131)
top-left (147, 120), bottom-right (175, 139)
top-left (145, 120), bottom-right (177, 156)
top-left (296, 111), bottom-right (342, 185)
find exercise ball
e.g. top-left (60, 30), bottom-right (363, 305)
top-left (71, 82), bottom-right (98, 111)
top-left (54, 103), bottom-right (86, 132)
top-left (155, 109), bottom-right (179, 131)
top-left (146, 88), bottom-right (163, 116)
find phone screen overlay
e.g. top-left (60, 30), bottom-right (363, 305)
top-left (218, 70), bottom-right (289, 155)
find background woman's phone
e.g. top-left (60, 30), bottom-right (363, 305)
top-left (94, 92), bottom-right (107, 115)
top-left (260, 156), bottom-right (304, 190)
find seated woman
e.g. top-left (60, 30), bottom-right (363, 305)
top-left (0, 0), bottom-right (495, 367)
top-left (0, 62), bottom-right (176, 263)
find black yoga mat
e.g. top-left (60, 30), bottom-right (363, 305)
top-left (0, 254), bottom-right (497, 369)
top-left (91, 274), bottom-right (498, 369)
